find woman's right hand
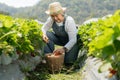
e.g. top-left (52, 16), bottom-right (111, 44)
top-left (42, 34), bottom-right (49, 43)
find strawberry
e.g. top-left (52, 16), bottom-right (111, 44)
top-left (108, 68), bottom-right (117, 75)
top-left (54, 52), bottom-right (61, 56)
top-left (110, 70), bottom-right (117, 75)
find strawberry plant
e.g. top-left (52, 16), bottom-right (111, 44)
top-left (0, 14), bottom-right (44, 58)
top-left (78, 10), bottom-right (120, 78)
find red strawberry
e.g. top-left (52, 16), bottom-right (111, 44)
top-left (110, 70), bottom-right (117, 75)
top-left (109, 68), bottom-right (117, 75)
top-left (54, 52), bottom-right (61, 56)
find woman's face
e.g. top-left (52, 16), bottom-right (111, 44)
top-left (50, 14), bottom-right (64, 23)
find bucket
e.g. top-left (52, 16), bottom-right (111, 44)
top-left (45, 52), bottom-right (65, 73)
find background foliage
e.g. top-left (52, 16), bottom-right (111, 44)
top-left (0, 0), bottom-right (120, 24)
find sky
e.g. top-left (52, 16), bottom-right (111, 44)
top-left (0, 0), bottom-right (40, 8)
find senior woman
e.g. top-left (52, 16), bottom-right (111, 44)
top-left (42, 2), bottom-right (79, 66)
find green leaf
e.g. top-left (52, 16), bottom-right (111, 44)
top-left (4, 20), bottom-right (13, 28)
top-left (101, 45), bottom-right (115, 59)
top-left (114, 40), bottom-right (120, 51)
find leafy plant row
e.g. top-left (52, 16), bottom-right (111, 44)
top-left (78, 10), bottom-right (120, 77)
top-left (0, 14), bottom-right (44, 57)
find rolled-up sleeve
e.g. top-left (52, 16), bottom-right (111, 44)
top-left (64, 16), bottom-right (77, 51)
top-left (42, 17), bottom-right (53, 35)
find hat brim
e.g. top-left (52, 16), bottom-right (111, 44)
top-left (45, 7), bottom-right (66, 15)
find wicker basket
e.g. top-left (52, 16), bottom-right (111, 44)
top-left (45, 53), bottom-right (65, 73)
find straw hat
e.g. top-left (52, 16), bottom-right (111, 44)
top-left (45, 2), bottom-right (66, 15)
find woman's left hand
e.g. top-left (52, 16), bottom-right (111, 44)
top-left (53, 48), bottom-right (65, 55)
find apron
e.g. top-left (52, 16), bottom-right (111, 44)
top-left (52, 18), bottom-right (68, 45)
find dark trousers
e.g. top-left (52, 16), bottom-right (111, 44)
top-left (44, 32), bottom-right (79, 64)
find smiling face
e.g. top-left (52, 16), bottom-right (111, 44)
top-left (50, 13), bottom-right (64, 23)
